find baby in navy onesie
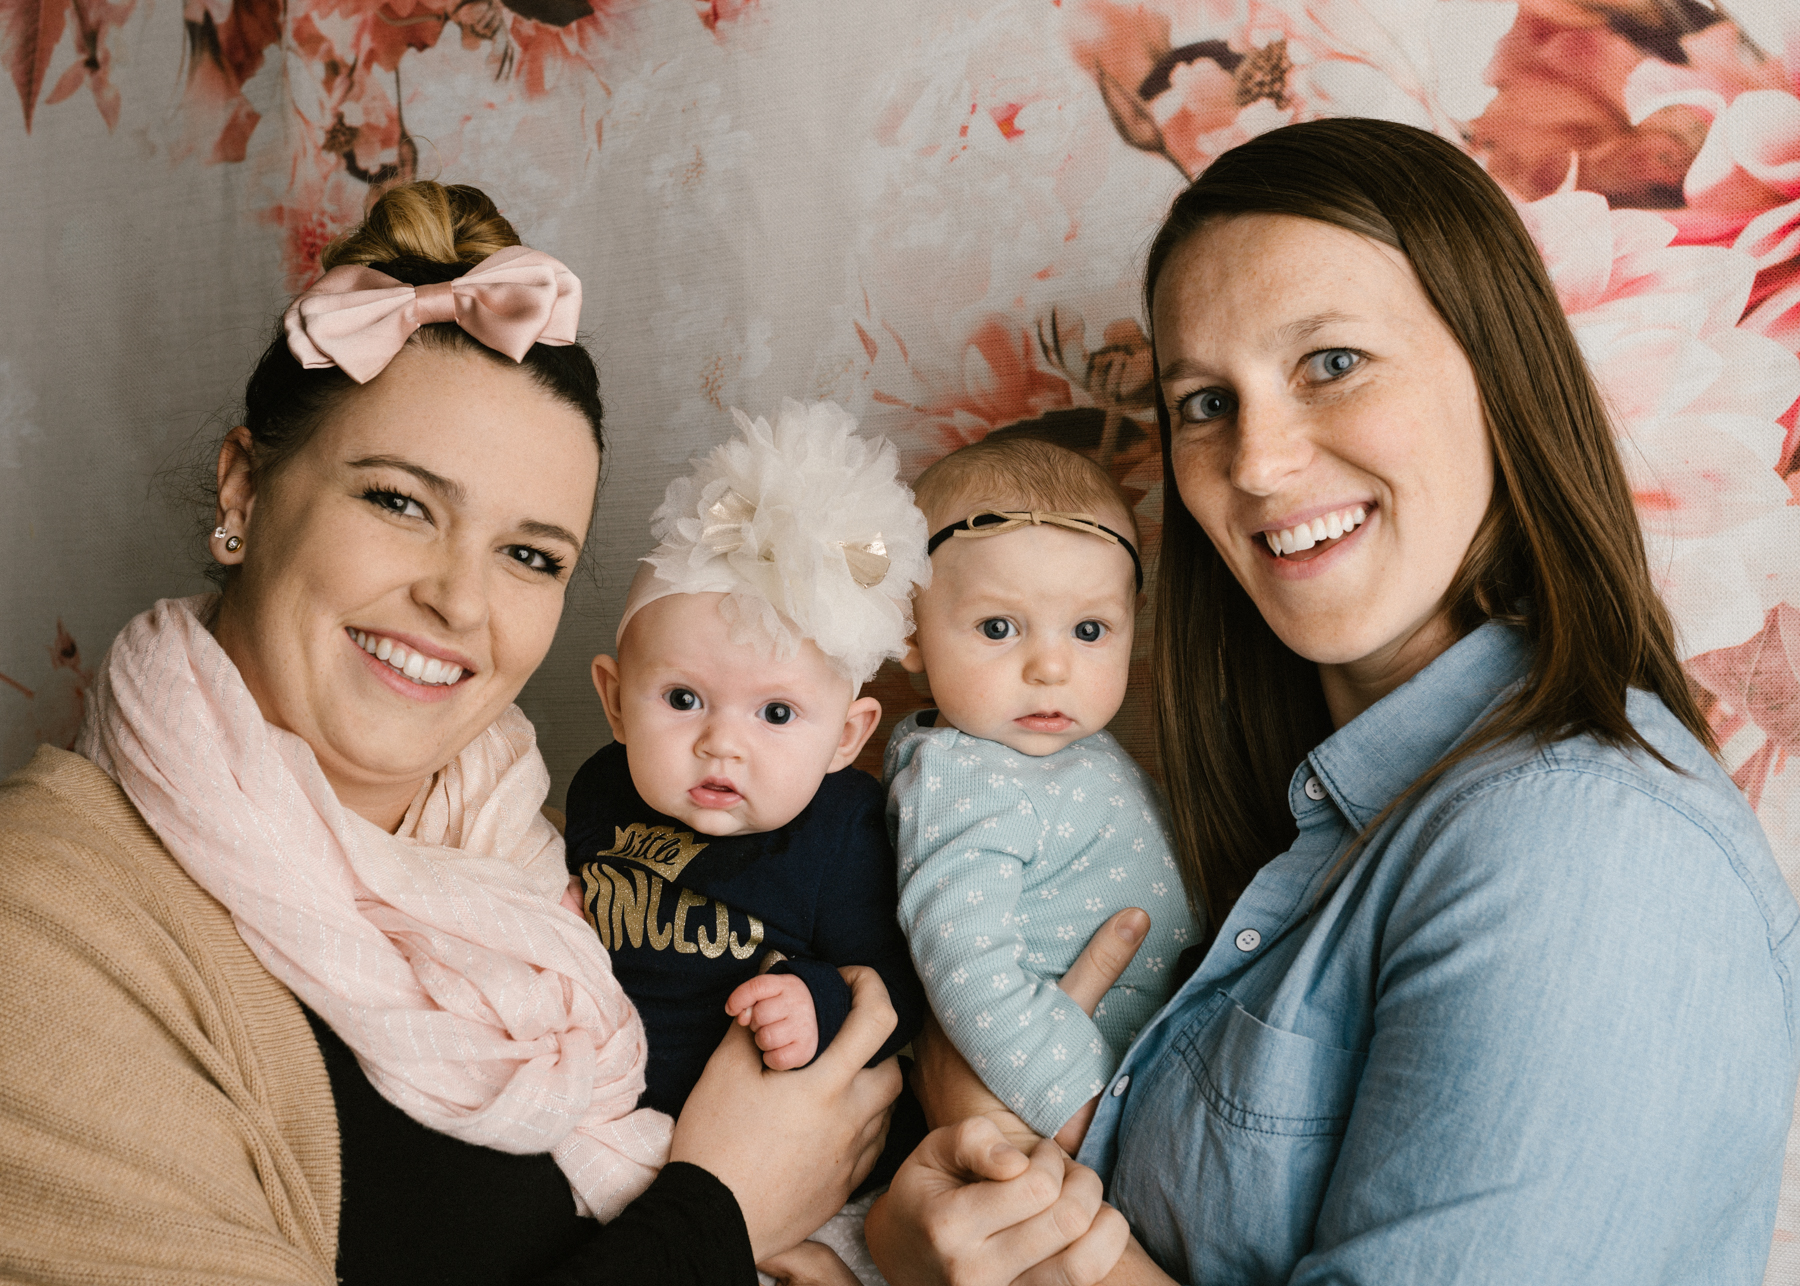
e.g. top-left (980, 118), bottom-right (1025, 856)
top-left (563, 400), bottom-right (930, 1281)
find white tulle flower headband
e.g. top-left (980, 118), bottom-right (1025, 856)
top-left (616, 399), bottom-right (931, 687)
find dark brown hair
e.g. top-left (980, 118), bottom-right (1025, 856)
top-left (238, 181), bottom-right (604, 486)
top-left (1144, 119), bottom-right (1713, 930)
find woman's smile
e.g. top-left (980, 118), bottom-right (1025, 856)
top-left (347, 627), bottom-right (472, 701)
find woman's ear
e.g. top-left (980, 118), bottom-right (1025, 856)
top-left (592, 653), bottom-right (627, 743)
top-left (212, 426), bottom-right (257, 567)
top-left (829, 695), bottom-right (883, 772)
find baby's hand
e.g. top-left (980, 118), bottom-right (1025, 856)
top-left (560, 875), bottom-right (585, 918)
top-left (724, 972), bottom-right (819, 1070)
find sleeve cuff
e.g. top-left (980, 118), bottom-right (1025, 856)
top-left (770, 957), bottom-right (853, 1065)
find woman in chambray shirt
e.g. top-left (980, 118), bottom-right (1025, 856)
top-left (866, 118), bottom-right (1800, 1284)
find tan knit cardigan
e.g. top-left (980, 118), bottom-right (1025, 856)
top-left (0, 746), bottom-right (339, 1285)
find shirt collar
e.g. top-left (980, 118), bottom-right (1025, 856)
top-left (1305, 620), bottom-right (1532, 829)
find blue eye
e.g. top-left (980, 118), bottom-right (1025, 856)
top-left (1177, 389), bottom-right (1234, 423)
top-left (666, 688), bottom-right (699, 712)
top-left (1073, 620), bottom-right (1105, 643)
top-left (979, 619), bottom-right (1016, 641)
top-left (759, 702), bottom-right (794, 726)
top-left (1307, 348), bottom-right (1360, 380)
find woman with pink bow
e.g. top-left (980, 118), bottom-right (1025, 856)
top-left (0, 181), bottom-right (900, 1285)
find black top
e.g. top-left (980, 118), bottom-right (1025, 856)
top-left (564, 742), bottom-right (925, 1118)
top-left (305, 1007), bottom-right (756, 1286)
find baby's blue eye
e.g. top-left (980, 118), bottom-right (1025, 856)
top-left (1073, 620), bottom-right (1105, 643)
top-left (759, 702), bottom-right (794, 726)
top-left (979, 618), bottom-right (1016, 641)
top-left (666, 688), bottom-right (699, 712)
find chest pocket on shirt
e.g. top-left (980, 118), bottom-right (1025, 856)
top-left (1113, 997), bottom-right (1367, 1284)
top-left (1183, 999), bottom-right (1365, 1136)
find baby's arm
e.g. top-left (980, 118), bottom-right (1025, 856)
top-left (724, 972), bottom-right (819, 1070)
top-left (893, 754), bottom-right (1117, 1139)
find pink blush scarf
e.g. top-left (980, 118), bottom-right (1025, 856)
top-left (76, 596), bottom-right (671, 1220)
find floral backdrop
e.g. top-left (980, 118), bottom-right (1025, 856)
top-left (4, 0), bottom-right (1800, 1272)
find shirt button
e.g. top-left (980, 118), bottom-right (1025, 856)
top-left (1111, 1075), bottom-right (1130, 1097)
top-left (1235, 928), bottom-right (1262, 952)
top-left (1303, 776), bottom-right (1327, 801)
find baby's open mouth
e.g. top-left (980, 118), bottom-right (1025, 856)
top-left (1263, 505), bottom-right (1369, 561)
top-left (349, 628), bottom-right (467, 687)
top-left (689, 778), bottom-right (744, 808)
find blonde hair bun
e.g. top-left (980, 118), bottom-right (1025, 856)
top-left (321, 182), bottom-right (521, 274)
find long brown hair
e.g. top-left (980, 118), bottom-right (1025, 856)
top-left (1145, 119), bottom-right (1713, 931)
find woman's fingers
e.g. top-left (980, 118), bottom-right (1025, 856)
top-left (982, 1147), bottom-right (1106, 1268)
top-left (1058, 909), bottom-right (1149, 1015)
top-left (812, 964), bottom-right (899, 1072)
top-left (759, 1240), bottom-right (864, 1286)
top-left (1009, 1206), bottom-right (1133, 1286)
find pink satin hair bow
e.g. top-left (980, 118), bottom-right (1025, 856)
top-left (282, 244), bottom-right (582, 384)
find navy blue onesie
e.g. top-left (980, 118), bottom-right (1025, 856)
top-left (564, 742), bottom-right (924, 1119)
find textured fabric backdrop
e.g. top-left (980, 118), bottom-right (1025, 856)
top-left (5, 0), bottom-right (1800, 1274)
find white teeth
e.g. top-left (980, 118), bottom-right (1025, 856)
top-left (351, 629), bottom-right (465, 686)
top-left (1264, 506), bottom-right (1368, 559)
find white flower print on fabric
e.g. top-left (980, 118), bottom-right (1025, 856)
top-left (886, 713), bottom-right (1201, 1137)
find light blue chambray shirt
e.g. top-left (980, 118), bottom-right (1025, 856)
top-left (1078, 621), bottom-right (1800, 1284)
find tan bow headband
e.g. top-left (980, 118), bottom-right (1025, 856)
top-left (926, 509), bottom-right (1144, 589)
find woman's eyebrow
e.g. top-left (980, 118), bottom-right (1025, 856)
top-left (1158, 311), bottom-right (1365, 386)
top-left (518, 517), bottom-right (584, 550)
top-left (347, 455), bottom-right (467, 504)
top-left (352, 456), bottom-right (580, 548)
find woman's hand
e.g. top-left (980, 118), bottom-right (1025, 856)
top-left (671, 964), bottom-right (902, 1262)
top-left (872, 909), bottom-right (1151, 1286)
top-left (866, 1116), bottom-right (1129, 1286)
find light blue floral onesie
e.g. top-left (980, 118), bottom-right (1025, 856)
top-left (885, 711), bottom-right (1202, 1136)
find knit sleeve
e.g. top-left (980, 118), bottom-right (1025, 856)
top-left (534, 1163), bottom-right (755, 1286)
top-left (0, 752), bottom-right (340, 1285)
top-left (893, 737), bottom-right (1114, 1137)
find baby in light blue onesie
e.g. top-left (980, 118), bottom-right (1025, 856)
top-left (885, 436), bottom-right (1200, 1142)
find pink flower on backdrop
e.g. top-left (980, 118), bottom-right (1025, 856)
top-left (1625, 32), bottom-right (1800, 354)
top-left (1521, 189), bottom-right (1800, 661)
top-left (1069, 0), bottom-right (1513, 180)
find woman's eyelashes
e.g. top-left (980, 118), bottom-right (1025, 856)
top-left (1173, 348), bottom-right (1363, 423)
top-left (363, 486), bottom-right (428, 521)
top-left (1176, 388), bottom-right (1234, 424)
top-left (1303, 347), bottom-right (1362, 383)
top-left (504, 543), bottom-right (566, 576)
top-left (363, 486), bottom-right (565, 577)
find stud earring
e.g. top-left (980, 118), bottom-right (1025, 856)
top-left (225, 536), bottom-right (242, 553)
top-left (213, 526), bottom-right (228, 539)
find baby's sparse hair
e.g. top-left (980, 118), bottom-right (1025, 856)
top-left (912, 435), bottom-right (1138, 542)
